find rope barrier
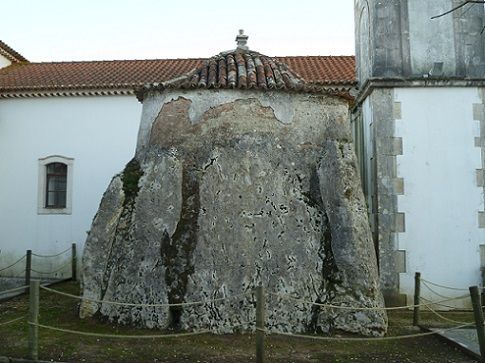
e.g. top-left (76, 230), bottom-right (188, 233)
top-left (32, 247), bottom-right (71, 258)
top-left (0, 273), bottom-right (26, 279)
top-left (421, 281), bottom-right (463, 300)
top-left (40, 285), bottom-right (250, 307)
top-left (271, 322), bottom-right (474, 342)
top-left (0, 285), bottom-right (29, 295)
top-left (31, 261), bottom-right (71, 275)
top-left (422, 302), bottom-right (472, 325)
top-left (271, 292), bottom-right (470, 311)
top-left (420, 278), bottom-right (470, 292)
top-left (0, 316), bottom-right (24, 327)
top-left (0, 255), bottom-right (26, 273)
top-left (420, 296), bottom-right (473, 311)
top-left (29, 322), bottom-right (210, 339)
top-left (2, 272), bottom-right (27, 279)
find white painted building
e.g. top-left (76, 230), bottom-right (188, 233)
top-left (0, 45), bottom-right (143, 276)
top-left (353, 0), bottom-right (485, 307)
top-left (0, 95), bottom-right (141, 276)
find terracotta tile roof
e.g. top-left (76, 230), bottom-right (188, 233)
top-left (0, 54), bottom-right (355, 96)
top-left (0, 58), bottom-right (202, 93)
top-left (143, 51), bottom-right (308, 91)
top-left (137, 51), bottom-right (355, 102)
top-left (0, 40), bottom-right (28, 63)
top-left (278, 55), bottom-right (355, 85)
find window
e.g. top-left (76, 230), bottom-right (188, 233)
top-left (45, 163), bottom-right (67, 208)
top-left (38, 156), bottom-right (73, 214)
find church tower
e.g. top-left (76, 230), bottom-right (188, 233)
top-left (353, 0), bottom-right (485, 305)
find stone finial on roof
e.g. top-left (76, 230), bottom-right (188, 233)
top-left (235, 29), bottom-right (249, 51)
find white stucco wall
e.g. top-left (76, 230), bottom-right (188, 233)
top-left (0, 95), bottom-right (141, 275)
top-left (396, 87), bottom-right (484, 306)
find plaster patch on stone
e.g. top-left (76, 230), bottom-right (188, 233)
top-left (138, 90), bottom-right (344, 150)
top-left (147, 90), bottom-right (296, 126)
top-left (136, 92), bottom-right (193, 155)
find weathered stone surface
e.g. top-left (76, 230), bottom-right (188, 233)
top-left (317, 140), bottom-right (386, 335)
top-left (81, 89), bottom-right (387, 336)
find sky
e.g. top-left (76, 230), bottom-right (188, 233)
top-left (0, 0), bottom-right (355, 62)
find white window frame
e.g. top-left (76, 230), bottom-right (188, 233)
top-left (38, 155), bottom-right (74, 215)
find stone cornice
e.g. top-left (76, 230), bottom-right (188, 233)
top-left (354, 78), bottom-right (485, 107)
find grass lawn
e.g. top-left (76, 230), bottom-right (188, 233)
top-left (0, 281), bottom-right (479, 362)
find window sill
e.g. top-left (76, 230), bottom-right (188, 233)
top-left (37, 207), bottom-right (72, 215)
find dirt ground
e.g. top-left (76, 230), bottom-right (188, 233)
top-left (0, 281), bottom-right (479, 362)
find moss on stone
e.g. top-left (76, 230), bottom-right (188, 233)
top-left (121, 158), bottom-right (142, 205)
top-left (161, 165), bottom-right (199, 330)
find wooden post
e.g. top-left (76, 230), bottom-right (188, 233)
top-left (25, 250), bottom-right (32, 287)
top-left (470, 286), bottom-right (485, 362)
top-left (71, 243), bottom-right (77, 281)
top-left (413, 272), bottom-right (421, 326)
top-left (256, 285), bottom-right (265, 363)
top-left (28, 279), bottom-right (39, 361)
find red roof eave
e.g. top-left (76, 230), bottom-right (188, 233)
top-left (0, 56), bottom-right (356, 95)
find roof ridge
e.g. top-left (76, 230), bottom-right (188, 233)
top-left (15, 55), bottom-right (356, 66)
top-left (16, 57), bottom-right (208, 66)
top-left (0, 40), bottom-right (28, 63)
top-left (276, 55), bottom-right (355, 59)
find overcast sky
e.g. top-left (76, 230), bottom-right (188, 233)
top-left (0, 0), bottom-right (355, 62)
